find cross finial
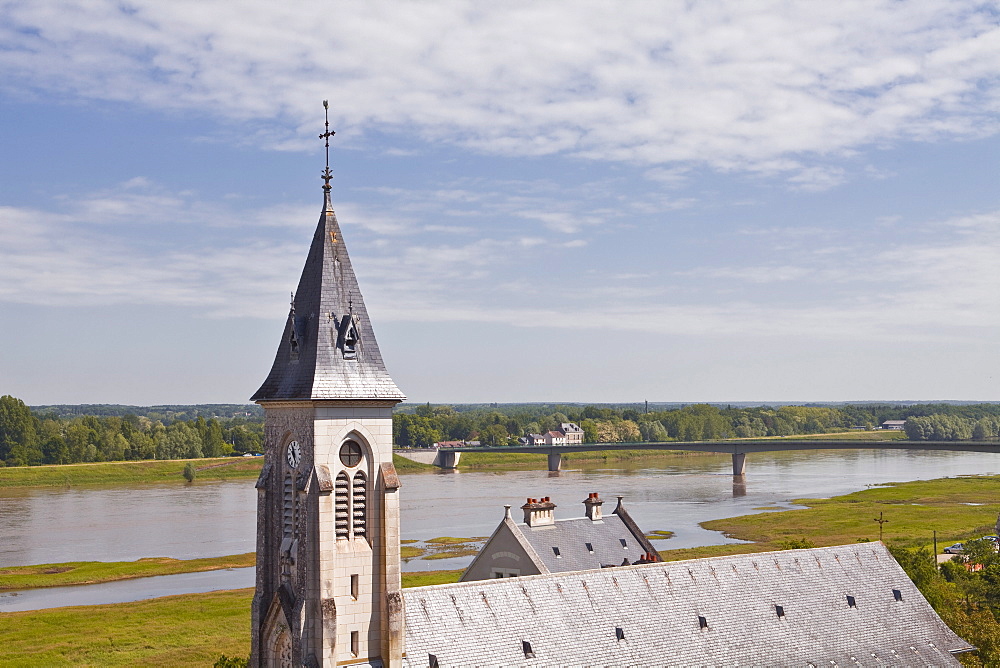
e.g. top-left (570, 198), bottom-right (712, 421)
top-left (319, 100), bottom-right (336, 193)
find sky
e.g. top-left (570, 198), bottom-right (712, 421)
top-left (1, 1), bottom-right (999, 406)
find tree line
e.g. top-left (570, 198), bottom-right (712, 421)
top-left (393, 401), bottom-right (1000, 448)
top-left (0, 396), bottom-right (263, 467)
top-left (4, 395), bottom-right (1000, 466)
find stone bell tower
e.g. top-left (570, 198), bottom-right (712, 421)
top-left (250, 105), bottom-right (406, 668)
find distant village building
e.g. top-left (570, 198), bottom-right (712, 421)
top-left (560, 421), bottom-right (584, 444)
top-left (460, 493), bottom-right (659, 581)
top-left (433, 440), bottom-right (476, 448)
top-left (543, 430), bottom-right (567, 446)
top-left (519, 422), bottom-right (583, 446)
top-left (882, 420), bottom-right (907, 430)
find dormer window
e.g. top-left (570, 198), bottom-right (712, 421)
top-left (288, 313), bottom-right (300, 361)
top-left (336, 313), bottom-right (361, 360)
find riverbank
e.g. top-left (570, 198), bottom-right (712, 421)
top-left (0, 554), bottom-right (256, 591)
top-left (0, 541), bottom-right (481, 591)
top-left (0, 432), bottom-right (910, 486)
top-left (655, 473), bottom-right (1000, 561)
top-left (0, 457), bottom-right (264, 488)
top-left (0, 569), bottom-right (463, 667)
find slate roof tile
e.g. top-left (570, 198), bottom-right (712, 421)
top-left (252, 193), bottom-right (404, 402)
top-left (401, 543), bottom-right (971, 667)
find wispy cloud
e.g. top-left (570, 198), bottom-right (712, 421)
top-left (2, 1), bottom-right (998, 185)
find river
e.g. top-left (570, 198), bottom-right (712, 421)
top-left (1, 448), bottom-right (998, 611)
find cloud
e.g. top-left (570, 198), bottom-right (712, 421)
top-left (2, 172), bottom-right (997, 348)
top-left (2, 1), bottom-right (998, 182)
top-left (0, 177), bottom-right (603, 317)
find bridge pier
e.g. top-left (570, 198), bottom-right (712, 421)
top-left (547, 453), bottom-right (562, 472)
top-left (435, 450), bottom-right (461, 469)
top-left (732, 452), bottom-right (746, 476)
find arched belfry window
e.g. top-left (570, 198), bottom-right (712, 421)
top-left (335, 438), bottom-right (369, 541)
top-left (334, 472), bottom-right (350, 539)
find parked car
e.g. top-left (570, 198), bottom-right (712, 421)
top-left (944, 543), bottom-right (964, 554)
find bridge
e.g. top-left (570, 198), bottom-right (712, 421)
top-left (395, 440), bottom-right (1000, 475)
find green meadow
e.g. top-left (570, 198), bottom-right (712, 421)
top-left (0, 457), bottom-right (264, 488)
top-left (0, 570), bottom-right (463, 667)
top-left (0, 554), bottom-right (256, 591)
top-left (656, 474), bottom-right (1000, 561)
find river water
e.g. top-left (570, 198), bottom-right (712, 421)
top-left (1, 448), bottom-right (998, 611)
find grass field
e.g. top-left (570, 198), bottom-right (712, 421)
top-left (0, 570), bottom-right (463, 667)
top-left (0, 554), bottom-right (256, 591)
top-left (0, 455), bottom-right (436, 487)
top-left (655, 474), bottom-right (1000, 562)
top-left (0, 457), bottom-right (264, 488)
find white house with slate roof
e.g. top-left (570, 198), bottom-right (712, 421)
top-left (460, 493), bottom-right (661, 581)
top-left (250, 133), bottom-right (973, 667)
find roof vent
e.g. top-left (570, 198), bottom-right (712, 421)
top-left (775, 605), bottom-right (785, 618)
top-left (698, 616), bottom-right (708, 629)
top-left (522, 640), bottom-right (535, 659)
top-left (615, 627), bottom-right (625, 641)
top-left (893, 589), bottom-right (903, 601)
top-left (586, 542), bottom-right (594, 553)
top-left (846, 595), bottom-right (856, 608)
top-left (429, 654), bottom-right (439, 668)
top-left (553, 546), bottom-right (561, 558)
top-left (620, 539), bottom-right (628, 549)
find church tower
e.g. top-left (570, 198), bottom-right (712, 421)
top-left (250, 104), bottom-right (406, 668)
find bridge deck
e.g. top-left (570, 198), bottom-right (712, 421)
top-left (445, 440), bottom-right (1000, 455)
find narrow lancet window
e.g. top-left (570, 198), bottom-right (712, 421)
top-left (352, 471), bottom-right (367, 538)
top-left (282, 472), bottom-right (294, 538)
top-left (335, 472), bottom-right (350, 539)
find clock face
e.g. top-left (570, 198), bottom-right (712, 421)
top-left (286, 441), bottom-right (301, 469)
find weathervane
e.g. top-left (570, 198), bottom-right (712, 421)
top-left (319, 100), bottom-right (336, 192)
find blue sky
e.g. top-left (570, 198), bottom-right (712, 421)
top-left (1, 1), bottom-right (999, 405)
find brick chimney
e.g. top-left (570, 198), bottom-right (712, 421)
top-left (583, 492), bottom-right (604, 521)
top-left (521, 497), bottom-right (556, 527)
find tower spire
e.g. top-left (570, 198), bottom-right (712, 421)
top-left (319, 100), bottom-right (336, 209)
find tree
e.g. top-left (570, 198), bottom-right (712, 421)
top-left (163, 421), bottom-right (202, 459)
top-left (0, 395), bottom-right (41, 466)
top-left (65, 421), bottom-right (98, 462)
top-left (639, 420), bottom-right (668, 442)
top-left (203, 419), bottom-right (226, 457)
top-left (478, 424), bottom-right (508, 447)
top-left (183, 462), bottom-right (197, 482)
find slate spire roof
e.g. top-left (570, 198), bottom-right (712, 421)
top-left (252, 189), bottom-right (405, 402)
